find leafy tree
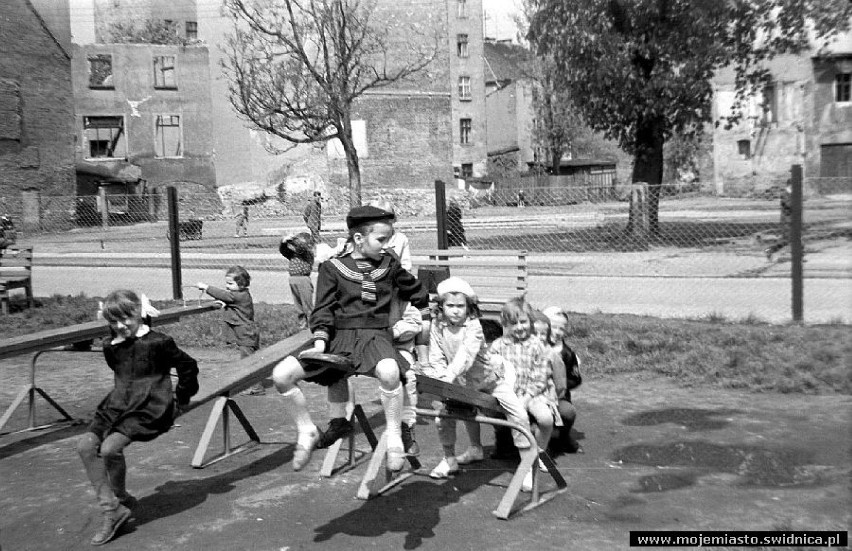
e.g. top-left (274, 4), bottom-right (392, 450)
top-left (528, 0), bottom-right (851, 236)
top-left (222, 0), bottom-right (440, 207)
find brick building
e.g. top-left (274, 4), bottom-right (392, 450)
top-left (0, 0), bottom-right (76, 202)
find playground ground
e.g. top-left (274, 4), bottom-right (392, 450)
top-left (1, 347), bottom-right (850, 550)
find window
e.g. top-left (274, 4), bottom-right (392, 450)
top-left (459, 118), bottom-right (472, 145)
top-left (457, 0), bottom-right (466, 17)
top-left (836, 73), bottom-right (851, 103)
top-left (760, 83), bottom-right (777, 125)
top-left (457, 34), bottom-right (469, 58)
top-left (186, 21), bottom-right (198, 40)
top-left (154, 55), bottom-right (176, 89)
top-left (737, 139), bottom-right (751, 160)
top-left (461, 163), bottom-right (473, 178)
top-left (458, 76), bottom-right (471, 100)
top-left (155, 114), bottom-right (182, 158)
top-left (83, 116), bottom-right (126, 159)
top-left (88, 55), bottom-right (113, 89)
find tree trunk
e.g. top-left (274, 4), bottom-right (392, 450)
top-left (627, 116), bottom-right (665, 237)
top-left (338, 119), bottom-right (361, 207)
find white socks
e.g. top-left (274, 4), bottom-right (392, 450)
top-left (281, 386), bottom-right (317, 444)
top-left (402, 372), bottom-right (418, 427)
top-left (380, 383), bottom-right (404, 450)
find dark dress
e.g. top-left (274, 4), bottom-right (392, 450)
top-left (89, 330), bottom-right (198, 442)
top-left (307, 253), bottom-right (429, 386)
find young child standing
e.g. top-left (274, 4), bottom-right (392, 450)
top-left (426, 277), bottom-right (533, 479)
top-left (542, 306), bottom-right (582, 454)
top-left (491, 297), bottom-right (560, 491)
top-left (234, 204), bottom-right (249, 238)
top-left (77, 290), bottom-right (198, 546)
top-left (279, 231), bottom-right (315, 330)
top-left (197, 266), bottom-right (262, 394)
top-left (271, 205), bottom-right (430, 472)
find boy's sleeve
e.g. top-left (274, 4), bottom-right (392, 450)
top-left (562, 343), bottom-right (583, 390)
top-left (393, 302), bottom-right (421, 343)
top-left (204, 286), bottom-right (236, 304)
top-left (160, 337), bottom-right (199, 404)
top-left (398, 234), bottom-right (412, 271)
top-left (550, 348), bottom-right (568, 399)
top-left (310, 261), bottom-right (337, 343)
top-left (395, 264), bottom-right (430, 320)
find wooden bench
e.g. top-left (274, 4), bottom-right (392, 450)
top-left (0, 302), bottom-right (220, 433)
top-left (0, 245), bottom-right (34, 315)
top-left (413, 249), bottom-right (527, 319)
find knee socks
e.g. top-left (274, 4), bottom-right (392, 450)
top-left (380, 383), bottom-right (404, 450)
top-left (281, 387), bottom-right (318, 447)
top-left (402, 372), bottom-right (418, 428)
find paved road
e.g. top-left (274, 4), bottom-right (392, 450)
top-left (30, 265), bottom-right (851, 324)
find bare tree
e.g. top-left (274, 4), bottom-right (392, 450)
top-left (222, 0), bottom-right (440, 207)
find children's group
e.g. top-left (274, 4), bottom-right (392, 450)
top-left (75, 200), bottom-right (582, 545)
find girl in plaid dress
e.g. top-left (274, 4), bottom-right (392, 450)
top-left (490, 297), bottom-right (561, 490)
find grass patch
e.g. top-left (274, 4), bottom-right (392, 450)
top-left (0, 293), bottom-right (301, 349)
top-left (1, 295), bottom-right (849, 395)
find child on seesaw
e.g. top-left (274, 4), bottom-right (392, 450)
top-left (425, 277), bottom-right (533, 479)
top-left (541, 306), bottom-right (583, 454)
top-left (492, 298), bottom-right (560, 491)
top-left (197, 265), bottom-right (262, 395)
top-left (271, 205), bottom-right (430, 472)
top-left (77, 290), bottom-right (198, 546)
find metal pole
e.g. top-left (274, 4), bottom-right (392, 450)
top-left (790, 165), bottom-right (803, 322)
top-left (435, 179), bottom-right (448, 250)
top-left (167, 186), bottom-right (183, 300)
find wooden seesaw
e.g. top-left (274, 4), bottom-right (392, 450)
top-left (298, 350), bottom-right (568, 520)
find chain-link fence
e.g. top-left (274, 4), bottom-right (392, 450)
top-left (2, 169), bottom-right (849, 322)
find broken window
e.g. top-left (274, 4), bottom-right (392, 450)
top-left (836, 73), bottom-right (851, 103)
top-left (460, 118), bottom-right (472, 145)
top-left (461, 163), bottom-right (473, 178)
top-left (83, 116), bottom-right (126, 159)
top-left (457, 34), bottom-right (469, 58)
top-left (186, 21), bottom-right (198, 40)
top-left (153, 56), bottom-right (176, 89)
top-left (88, 55), bottom-right (114, 89)
top-left (155, 114), bottom-right (182, 158)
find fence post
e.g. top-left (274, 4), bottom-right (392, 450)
top-left (790, 165), bottom-right (803, 323)
top-left (167, 186), bottom-right (183, 300)
top-left (435, 179), bottom-right (448, 250)
top-left (629, 182), bottom-right (649, 243)
top-left (98, 188), bottom-right (109, 228)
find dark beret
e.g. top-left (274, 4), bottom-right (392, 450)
top-left (345, 205), bottom-right (394, 229)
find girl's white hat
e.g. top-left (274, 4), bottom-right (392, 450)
top-left (437, 276), bottom-right (476, 299)
top-left (542, 306), bottom-right (565, 320)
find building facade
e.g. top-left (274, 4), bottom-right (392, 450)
top-left (711, 32), bottom-right (852, 192)
top-left (0, 0), bottom-right (76, 201)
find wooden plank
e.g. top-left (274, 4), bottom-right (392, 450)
top-left (417, 249), bottom-right (527, 257)
top-left (415, 375), bottom-right (504, 416)
top-left (0, 303), bottom-right (220, 360)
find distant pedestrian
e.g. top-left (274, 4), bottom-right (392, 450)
top-left (517, 189), bottom-right (526, 208)
top-left (446, 199), bottom-right (468, 249)
top-left (303, 191), bottom-right (322, 243)
top-left (234, 204), bottom-right (249, 238)
top-left (77, 290), bottom-right (198, 546)
top-left (765, 181), bottom-right (792, 260)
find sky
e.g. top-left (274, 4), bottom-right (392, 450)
top-left (483, 0), bottom-right (525, 42)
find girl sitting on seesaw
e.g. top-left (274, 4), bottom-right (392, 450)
top-left (492, 297), bottom-right (561, 491)
top-left (426, 277), bottom-right (533, 479)
top-left (77, 290), bottom-right (198, 546)
top-left (270, 205), bottom-right (430, 472)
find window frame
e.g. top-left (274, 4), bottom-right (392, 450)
top-left (461, 163), bottom-right (473, 178)
top-left (87, 54), bottom-right (114, 90)
top-left (836, 72), bottom-right (851, 103)
top-left (185, 21), bottom-right (198, 40)
top-left (457, 0), bottom-right (467, 18)
top-left (153, 55), bottom-right (177, 90)
top-left (83, 115), bottom-right (127, 160)
top-left (459, 118), bottom-right (472, 145)
top-left (458, 76), bottom-right (471, 101)
top-left (154, 114), bottom-right (183, 159)
top-left (457, 34), bottom-right (469, 58)
top-left (737, 139), bottom-right (751, 160)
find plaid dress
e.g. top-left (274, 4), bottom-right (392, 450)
top-left (489, 336), bottom-right (561, 425)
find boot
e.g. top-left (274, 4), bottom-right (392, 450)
top-left (90, 505), bottom-right (131, 546)
top-left (316, 417), bottom-right (353, 449)
top-left (401, 423), bottom-right (420, 457)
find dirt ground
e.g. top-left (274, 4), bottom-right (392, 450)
top-left (1, 347), bottom-right (850, 550)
